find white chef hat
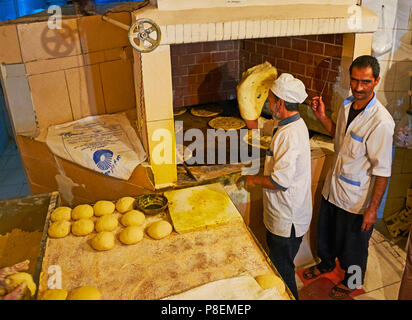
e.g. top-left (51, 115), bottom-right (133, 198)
top-left (271, 73), bottom-right (308, 104)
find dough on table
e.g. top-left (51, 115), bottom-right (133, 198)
top-left (6, 272), bottom-right (36, 297)
top-left (115, 197), bottom-right (136, 213)
top-left (67, 286), bottom-right (101, 300)
top-left (71, 204), bottom-right (94, 220)
top-left (48, 220), bottom-right (71, 238)
top-left (93, 200), bottom-right (115, 217)
top-left (91, 232), bottom-right (115, 251)
top-left (147, 220), bottom-right (173, 240)
top-left (50, 206), bottom-right (72, 222)
top-left (40, 289), bottom-right (68, 300)
top-left (120, 210), bottom-right (145, 227)
top-left (255, 273), bottom-right (285, 294)
top-left (71, 219), bottom-right (94, 236)
top-left (95, 214), bottom-right (118, 232)
top-left (119, 226), bottom-right (144, 245)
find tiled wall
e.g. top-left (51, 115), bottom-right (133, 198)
top-left (0, 13), bottom-right (137, 137)
top-left (0, 13), bottom-right (141, 201)
top-left (170, 35), bottom-right (343, 110)
top-left (362, 0), bottom-right (412, 218)
top-left (171, 40), bottom-right (240, 108)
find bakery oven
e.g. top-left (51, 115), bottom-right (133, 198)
top-left (131, 0), bottom-right (378, 189)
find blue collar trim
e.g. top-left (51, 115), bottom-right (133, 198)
top-left (344, 93), bottom-right (377, 112)
top-left (278, 113), bottom-right (300, 127)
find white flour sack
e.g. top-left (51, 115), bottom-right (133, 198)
top-left (46, 113), bottom-right (147, 180)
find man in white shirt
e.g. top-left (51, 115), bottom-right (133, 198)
top-left (303, 55), bottom-right (395, 299)
top-left (243, 73), bottom-right (312, 300)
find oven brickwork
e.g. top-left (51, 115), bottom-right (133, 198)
top-left (171, 34), bottom-right (343, 110)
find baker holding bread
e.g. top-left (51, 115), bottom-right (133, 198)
top-left (242, 73), bottom-right (312, 299)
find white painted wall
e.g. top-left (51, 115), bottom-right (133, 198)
top-left (362, 0), bottom-right (412, 122)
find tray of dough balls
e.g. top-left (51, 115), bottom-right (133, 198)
top-left (37, 190), bottom-right (291, 300)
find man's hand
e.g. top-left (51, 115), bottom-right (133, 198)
top-left (361, 206), bottom-right (377, 232)
top-left (310, 96), bottom-right (336, 137)
top-left (0, 260), bottom-right (30, 300)
top-left (311, 96), bottom-right (326, 120)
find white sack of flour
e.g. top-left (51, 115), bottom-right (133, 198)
top-left (46, 113), bottom-right (146, 180)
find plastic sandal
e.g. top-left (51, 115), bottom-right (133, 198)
top-left (302, 265), bottom-right (334, 280)
top-left (329, 283), bottom-right (355, 299)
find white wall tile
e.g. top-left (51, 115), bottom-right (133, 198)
top-left (167, 25), bottom-right (176, 44)
top-left (183, 24), bottom-right (191, 43)
top-left (231, 21), bottom-right (240, 40)
top-left (191, 24), bottom-right (200, 42)
top-left (207, 23), bottom-right (216, 41)
top-left (200, 23), bottom-right (208, 42)
top-left (175, 24), bottom-right (184, 43)
top-left (223, 22), bottom-right (231, 40)
top-left (394, 60), bottom-right (412, 91)
top-left (215, 22), bottom-right (224, 41)
top-left (239, 20), bottom-right (246, 39)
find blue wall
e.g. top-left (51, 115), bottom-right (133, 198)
top-left (0, 84), bottom-right (11, 153)
top-left (0, 1), bottom-right (142, 21)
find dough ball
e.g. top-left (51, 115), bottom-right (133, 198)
top-left (48, 220), bottom-right (71, 238)
top-left (95, 214), bottom-right (118, 232)
top-left (120, 210), bottom-right (145, 227)
top-left (255, 273), bottom-right (285, 293)
top-left (67, 286), bottom-right (101, 300)
top-left (91, 232), bottom-right (115, 251)
top-left (50, 206), bottom-right (72, 222)
top-left (119, 226), bottom-right (144, 245)
top-left (115, 196), bottom-right (135, 213)
top-left (147, 220), bottom-right (172, 240)
top-left (72, 204), bottom-right (94, 220)
top-left (6, 272), bottom-right (36, 296)
top-left (93, 200), bottom-right (115, 217)
top-left (40, 289), bottom-right (68, 300)
top-left (71, 219), bottom-right (94, 236)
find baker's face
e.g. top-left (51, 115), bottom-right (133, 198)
top-left (268, 91), bottom-right (281, 120)
top-left (350, 66), bottom-right (380, 101)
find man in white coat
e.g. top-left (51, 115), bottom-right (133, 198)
top-left (243, 73), bottom-right (312, 300)
top-left (303, 55), bottom-right (395, 299)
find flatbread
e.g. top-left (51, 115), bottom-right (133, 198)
top-left (190, 105), bottom-right (223, 117)
top-left (174, 107), bottom-right (187, 116)
top-left (208, 117), bottom-right (246, 130)
top-left (243, 130), bottom-right (272, 150)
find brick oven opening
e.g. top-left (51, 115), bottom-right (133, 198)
top-left (171, 35), bottom-right (342, 173)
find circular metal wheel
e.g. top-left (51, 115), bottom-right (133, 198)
top-left (128, 18), bottom-right (161, 53)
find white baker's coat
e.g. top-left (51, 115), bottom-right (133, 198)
top-left (260, 115), bottom-right (312, 238)
top-left (322, 94), bottom-right (395, 214)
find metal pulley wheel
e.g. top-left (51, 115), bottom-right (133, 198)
top-left (129, 18), bottom-right (161, 53)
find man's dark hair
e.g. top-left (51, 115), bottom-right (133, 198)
top-left (349, 55), bottom-right (380, 79)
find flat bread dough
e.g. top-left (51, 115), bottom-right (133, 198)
top-left (208, 116), bottom-right (246, 130)
top-left (190, 105), bottom-right (223, 117)
top-left (173, 107), bottom-right (187, 116)
top-left (243, 130), bottom-right (273, 150)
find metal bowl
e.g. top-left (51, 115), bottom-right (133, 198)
top-left (136, 193), bottom-right (168, 215)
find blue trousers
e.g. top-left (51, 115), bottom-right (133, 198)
top-left (266, 225), bottom-right (303, 299)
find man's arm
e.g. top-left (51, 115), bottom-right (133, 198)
top-left (361, 176), bottom-right (389, 232)
top-left (311, 96), bottom-right (336, 137)
top-left (244, 175), bottom-right (279, 190)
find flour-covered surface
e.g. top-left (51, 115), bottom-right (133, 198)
top-left (39, 216), bottom-right (287, 300)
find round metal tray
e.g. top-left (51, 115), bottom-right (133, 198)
top-left (136, 193), bottom-right (168, 215)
